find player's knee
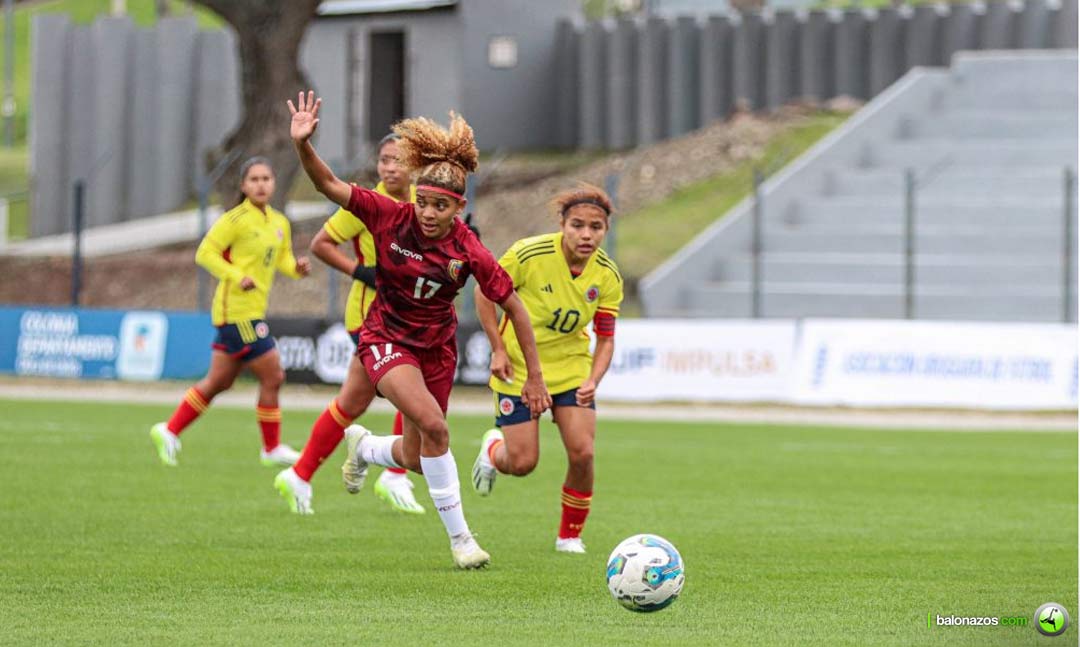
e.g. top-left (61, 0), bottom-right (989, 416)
top-left (507, 451), bottom-right (538, 476)
top-left (567, 444), bottom-right (594, 470)
top-left (415, 415), bottom-right (449, 445)
top-left (262, 369), bottom-right (285, 391)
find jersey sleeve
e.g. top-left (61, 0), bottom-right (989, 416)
top-left (323, 206), bottom-right (366, 244)
top-left (497, 239), bottom-right (528, 289)
top-left (597, 261), bottom-right (624, 318)
top-left (275, 217), bottom-right (301, 279)
top-left (347, 185), bottom-right (407, 235)
top-left (470, 236), bottom-right (515, 305)
top-left (195, 214), bottom-right (245, 283)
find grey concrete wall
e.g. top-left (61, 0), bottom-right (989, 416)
top-left (460, 0), bottom-right (580, 151)
top-left (301, 11), bottom-right (461, 168)
top-left (31, 15), bottom-right (237, 238)
top-left (558, 0), bottom-right (1074, 150)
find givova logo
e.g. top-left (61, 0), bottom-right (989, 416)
top-left (117, 312), bottom-right (168, 380)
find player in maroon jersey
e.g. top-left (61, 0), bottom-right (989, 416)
top-left (276, 91), bottom-right (551, 569)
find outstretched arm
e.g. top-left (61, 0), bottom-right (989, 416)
top-left (289, 91), bottom-right (351, 208)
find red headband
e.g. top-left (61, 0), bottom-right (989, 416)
top-left (416, 185), bottom-right (465, 201)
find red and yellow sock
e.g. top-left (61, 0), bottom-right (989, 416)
top-left (293, 399), bottom-right (351, 482)
top-left (166, 387), bottom-right (210, 436)
top-left (256, 406), bottom-right (281, 452)
top-left (559, 486), bottom-right (592, 539)
top-left (386, 411), bottom-right (407, 476)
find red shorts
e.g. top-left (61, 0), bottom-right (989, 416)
top-left (357, 340), bottom-right (457, 413)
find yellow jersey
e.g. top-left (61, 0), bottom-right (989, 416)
top-left (322, 182), bottom-right (416, 332)
top-left (196, 198), bottom-right (301, 326)
top-left (491, 232), bottom-right (623, 395)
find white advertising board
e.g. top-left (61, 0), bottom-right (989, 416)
top-left (596, 319), bottom-right (797, 402)
top-left (791, 319), bottom-right (1077, 410)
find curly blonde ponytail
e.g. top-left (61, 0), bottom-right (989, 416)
top-left (392, 111), bottom-right (478, 197)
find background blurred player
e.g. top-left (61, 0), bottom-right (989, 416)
top-left (277, 91), bottom-right (551, 569)
top-left (308, 134), bottom-right (424, 515)
top-left (471, 183), bottom-right (622, 554)
top-left (150, 157), bottom-right (311, 467)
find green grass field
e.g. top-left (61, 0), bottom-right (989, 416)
top-left (0, 398), bottom-right (1074, 646)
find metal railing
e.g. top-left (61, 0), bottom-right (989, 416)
top-left (747, 163), bottom-right (1079, 321)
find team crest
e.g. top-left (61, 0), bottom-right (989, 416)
top-left (585, 285), bottom-right (600, 303)
top-left (499, 397), bottom-right (515, 416)
top-left (255, 322), bottom-right (270, 338)
top-left (447, 259), bottom-right (464, 282)
top-left (276, 229), bottom-right (284, 239)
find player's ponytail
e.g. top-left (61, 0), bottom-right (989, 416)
top-left (392, 112), bottom-right (478, 201)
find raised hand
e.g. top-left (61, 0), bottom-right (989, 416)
top-left (287, 90), bottom-right (321, 143)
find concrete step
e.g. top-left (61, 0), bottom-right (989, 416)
top-left (905, 111), bottom-right (1077, 139)
top-left (828, 167), bottom-right (1068, 197)
top-left (713, 253), bottom-right (1066, 284)
top-left (791, 197), bottom-right (1070, 227)
top-left (864, 140), bottom-right (1078, 168)
top-left (760, 229), bottom-right (1064, 254)
top-left (940, 88), bottom-right (1078, 111)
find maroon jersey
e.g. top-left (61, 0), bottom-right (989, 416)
top-left (347, 185), bottom-right (514, 348)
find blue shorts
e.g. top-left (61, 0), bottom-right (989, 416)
top-left (494, 388), bottom-right (595, 427)
top-left (212, 319), bottom-right (275, 361)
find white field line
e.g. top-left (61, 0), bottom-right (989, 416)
top-left (0, 379), bottom-right (1073, 432)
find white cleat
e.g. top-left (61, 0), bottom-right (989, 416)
top-left (150, 422), bottom-right (181, 466)
top-left (342, 424), bottom-right (371, 494)
top-left (374, 471), bottom-right (426, 514)
top-left (555, 537), bottom-right (587, 554)
top-left (471, 428), bottom-right (503, 497)
top-left (260, 443), bottom-right (301, 467)
top-left (274, 468), bottom-right (313, 515)
top-left (451, 533), bottom-right (491, 570)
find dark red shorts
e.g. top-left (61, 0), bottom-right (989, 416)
top-left (357, 340), bottom-right (457, 413)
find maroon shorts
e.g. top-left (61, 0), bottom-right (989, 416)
top-left (357, 340), bottom-right (457, 413)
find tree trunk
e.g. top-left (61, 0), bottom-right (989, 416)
top-left (154, 0), bottom-right (169, 18)
top-left (192, 0), bottom-right (321, 209)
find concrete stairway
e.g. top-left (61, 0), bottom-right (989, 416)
top-left (640, 51), bottom-right (1078, 322)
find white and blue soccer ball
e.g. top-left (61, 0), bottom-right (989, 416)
top-left (605, 534), bottom-right (685, 612)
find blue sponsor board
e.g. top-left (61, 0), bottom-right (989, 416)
top-left (0, 307), bottom-right (213, 380)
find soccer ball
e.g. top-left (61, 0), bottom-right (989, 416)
top-left (605, 534), bottom-right (685, 612)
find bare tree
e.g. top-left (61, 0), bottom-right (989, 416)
top-left (191, 0), bottom-right (322, 208)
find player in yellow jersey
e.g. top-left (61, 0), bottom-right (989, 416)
top-left (150, 157), bottom-right (311, 467)
top-left (471, 184), bottom-right (623, 554)
top-left (307, 134), bottom-right (424, 514)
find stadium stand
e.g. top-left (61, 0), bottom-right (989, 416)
top-left (641, 50), bottom-right (1078, 322)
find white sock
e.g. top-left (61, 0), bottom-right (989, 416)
top-left (359, 434), bottom-right (400, 468)
top-left (420, 451), bottom-right (470, 539)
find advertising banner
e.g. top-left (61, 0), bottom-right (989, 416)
top-left (0, 307), bottom-right (213, 380)
top-left (596, 319), bottom-right (797, 402)
top-left (791, 319), bottom-right (1078, 410)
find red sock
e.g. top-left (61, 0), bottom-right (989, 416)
top-left (386, 412), bottom-right (407, 475)
top-left (256, 406), bottom-right (281, 451)
top-left (293, 399), bottom-right (351, 482)
top-left (166, 387), bottom-right (210, 436)
top-left (559, 486), bottom-right (592, 539)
